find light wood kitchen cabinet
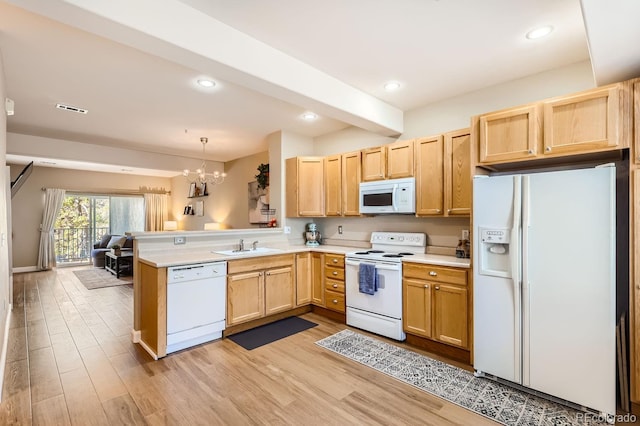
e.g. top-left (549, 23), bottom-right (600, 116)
top-left (402, 262), bottom-right (469, 349)
top-left (323, 253), bottom-right (345, 313)
top-left (342, 151), bottom-right (362, 216)
top-left (362, 140), bottom-right (414, 182)
top-left (415, 135), bottom-right (444, 215)
top-left (631, 169), bottom-right (640, 406)
top-left (311, 252), bottom-right (324, 306)
top-left (361, 146), bottom-right (386, 181)
top-left (325, 154), bottom-right (342, 216)
top-left (386, 139), bottom-right (415, 179)
top-left (477, 83), bottom-right (628, 166)
top-left (403, 277), bottom-right (432, 338)
top-left (286, 157), bottom-right (325, 217)
top-left (139, 262), bottom-right (168, 358)
top-left (325, 151), bottom-right (362, 216)
top-left (478, 104), bottom-right (542, 164)
top-left (295, 253), bottom-right (311, 306)
top-left (444, 129), bottom-right (471, 216)
top-left (226, 254), bottom-right (295, 326)
top-left (632, 79), bottom-right (640, 164)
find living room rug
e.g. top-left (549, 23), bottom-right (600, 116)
top-left (73, 268), bottom-right (133, 290)
top-left (316, 330), bottom-right (601, 426)
top-left (228, 317), bottom-right (317, 350)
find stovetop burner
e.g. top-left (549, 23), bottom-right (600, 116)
top-left (382, 254), bottom-right (403, 258)
top-left (398, 252), bottom-right (414, 256)
top-left (368, 250), bottom-right (384, 253)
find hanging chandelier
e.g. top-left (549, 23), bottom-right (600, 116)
top-left (182, 137), bottom-right (226, 186)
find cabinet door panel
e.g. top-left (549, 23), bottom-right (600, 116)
top-left (415, 135), bottom-right (444, 215)
top-left (227, 272), bottom-right (263, 326)
top-left (445, 129), bottom-right (471, 216)
top-left (295, 253), bottom-right (311, 306)
top-left (403, 278), bottom-right (431, 338)
top-left (265, 267), bottom-right (294, 316)
top-left (361, 147), bottom-right (386, 181)
top-left (311, 252), bottom-right (324, 305)
top-left (543, 84), bottom-right (622, 155)
top-left (387, 139), bottom-right (414, 178)
top-left (478, 104), bottom-right (541, 164)
top-left (325, 155), bottom-right (342, 216)
top-left (342, 151), bottom-right (361, 216)
top-left (298, 157), bottom-right (325, 216)
top-left (434, 284), bottom-right (468, 348)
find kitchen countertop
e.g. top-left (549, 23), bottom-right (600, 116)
top-left (138, 244), bottom-right (470, 269)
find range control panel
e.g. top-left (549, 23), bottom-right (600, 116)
top-left (370, 232), bottom-right (426, 247)
top-left (480, 229), bottom-right (510, 244)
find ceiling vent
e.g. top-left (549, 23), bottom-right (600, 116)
top-left (55, 103), bottom-right (88, 114)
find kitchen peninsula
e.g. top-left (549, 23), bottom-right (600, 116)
top-left (131, 228), bottom-right (470, 361)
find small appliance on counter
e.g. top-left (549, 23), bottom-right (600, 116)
top-left (456, 239), bottom-right (470, 258)
top-left (304, 223), bottom-right (321, 246)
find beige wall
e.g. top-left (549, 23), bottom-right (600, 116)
top-left (8, 165), bottom-right (171, 269)
top-left (170, 151), bottom-right (269, 231)
top-left (308, 60), bottom-right (596, 249)
top-left (0, 49), bottom-right (11, 375)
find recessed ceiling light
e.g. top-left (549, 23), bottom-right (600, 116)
top-left (384, 81), bottom-right (401, 92)
top-left (301, 112), bottom-right (318, 121)
top-left (197, 79), bottom-right (216, 88)
top-left (526, 25), bottom-right (553, 40)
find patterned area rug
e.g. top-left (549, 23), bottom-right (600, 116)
top-left (73, 268), bottom-right (133, 290)
top-left (316, 330), bottom-right (601, 426)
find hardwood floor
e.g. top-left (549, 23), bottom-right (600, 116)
top-left (0, 268), bottom-right (495, 425)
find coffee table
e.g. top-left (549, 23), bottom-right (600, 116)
top-left (105, 251), bottom-right (134, 278)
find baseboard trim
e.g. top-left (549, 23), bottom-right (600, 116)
top-left (223, 306), bottom-right (312, 337)
top-left (0, 306), bottom-right (12, 402)
top-left (12, 266), bottom-right (39, 273)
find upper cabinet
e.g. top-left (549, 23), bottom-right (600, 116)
top-left (415, 130), bottom-right (470, 217)
top-left (477, 83), bottom-right (629, 166)
top-left (286, 157), bottom-right (325, 217)
top-left (325, 151), bottom-right (361, 217)
top-left (362, 139), bottom-right (414, 181)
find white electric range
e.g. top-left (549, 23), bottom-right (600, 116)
top-left (345, 232), bottom-right (426, 341)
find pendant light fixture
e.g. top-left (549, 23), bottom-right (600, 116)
top-left (182, 137), bottom-right (226, 186)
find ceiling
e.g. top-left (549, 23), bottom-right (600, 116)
top-left (1, 0), bottom-right (639, 176)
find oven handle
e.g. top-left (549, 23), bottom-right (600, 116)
top-left (345, 260), bottom-right (401, 271)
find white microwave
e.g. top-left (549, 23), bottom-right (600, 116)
top-left (359, 177), bottom-right (416, 214)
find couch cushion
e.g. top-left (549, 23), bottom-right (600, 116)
top-left (123, 236), bottom-right (134, 249)
top-left (106, 235), bottom-right (127, 248)
top-left (99, 234), bottom-right (112, 248)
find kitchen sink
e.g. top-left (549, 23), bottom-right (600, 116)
top-left (212, 247), bottom-right (284, 256)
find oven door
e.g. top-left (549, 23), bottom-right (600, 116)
top-left (345, 259), bottom-right (403, 319)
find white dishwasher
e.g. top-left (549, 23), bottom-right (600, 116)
top-left (166, 261), bottom-right (227, 354)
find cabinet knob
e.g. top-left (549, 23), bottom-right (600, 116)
top-left (333, 271), bottom-right (338, 275)
top-left (266, 272), bottom-right (270, 276)
top-left (447, 209), bottom-right (452, 214)
top-left (332, 284), bottom-right (338, 288)
top-left (435, 286), bottom-right (440, 290)
top-left (429, 271), bottom-right (437, 276)
top-left (435, 209), bottom-right (441, 213)
top-left (332, 259), bottom-right (338, 263)
top-left (332, 299), bottom-right (338, 304)
top-left (528, 149), bottom-right (534, 154)
top-left (545, 147), bottom-right (551, 152)
top-left (424, 285), bottom-right (429, 289)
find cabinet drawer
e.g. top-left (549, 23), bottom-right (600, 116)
top-left (324, 290), bottom-right (345, 313)
top-left (227, 254), bottom-right (294, 274)
top-left (403, 263), bottom-right (467, 285)
top-left (324, 266), bottom-right (345, 281)
top-left (325, 279), bottom-right (345, 293)
top-left (324, 254), bottom-right (345, 268)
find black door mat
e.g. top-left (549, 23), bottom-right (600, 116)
top-left (228, 316), bottom-right (318, 350)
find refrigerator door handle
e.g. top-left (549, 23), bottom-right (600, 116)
top-left (521, 175), bottom-right (531, 387)
top-left (510, 175), bottom-right (523, 384)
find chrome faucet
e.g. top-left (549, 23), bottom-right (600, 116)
top-left (238, 239), bottom-right (244, 251)
top-left (252, 241), bottom-right (259, 250)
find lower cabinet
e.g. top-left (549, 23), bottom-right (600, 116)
top-left (295, 252), bottom-right (312, 306)
top-left (227, 254), bottom-right (295, 326)
top-left (402, 262), bottom-right (468, 349)
top-left (322, 253), bottom-right (345, 313)
top-left (311, 252), bottom-right (324, 305)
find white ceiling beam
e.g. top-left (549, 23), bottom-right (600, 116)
top-left (9, 0), bottom-right (403, 136)
top-left (580, 0), bottom-right (640, 85)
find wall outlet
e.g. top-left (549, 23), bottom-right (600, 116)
top-left (174, 236), bottom-right (186, 245)
top-left (283, 226), bottom-right (291, 234)
top-left (462, 229), bottom-right (469, 240)
top-left (338, 225), bottom-right (343, 234)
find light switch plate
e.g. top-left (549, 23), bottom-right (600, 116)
top-left (284, 226), bottom-right (291, 234)
top-left (174, 236), bottom-right (186, 245)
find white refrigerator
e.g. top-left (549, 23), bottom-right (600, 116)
top-left (473, 166), bottom-right (616, 416)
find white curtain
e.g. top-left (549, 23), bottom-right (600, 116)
top-left (37, 188), bottom-right (65, 270)
top-left (144, 193), bottom-right (168, 231)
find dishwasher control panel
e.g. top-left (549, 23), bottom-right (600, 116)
top-left (168, 261), bottom-right (227, 283)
